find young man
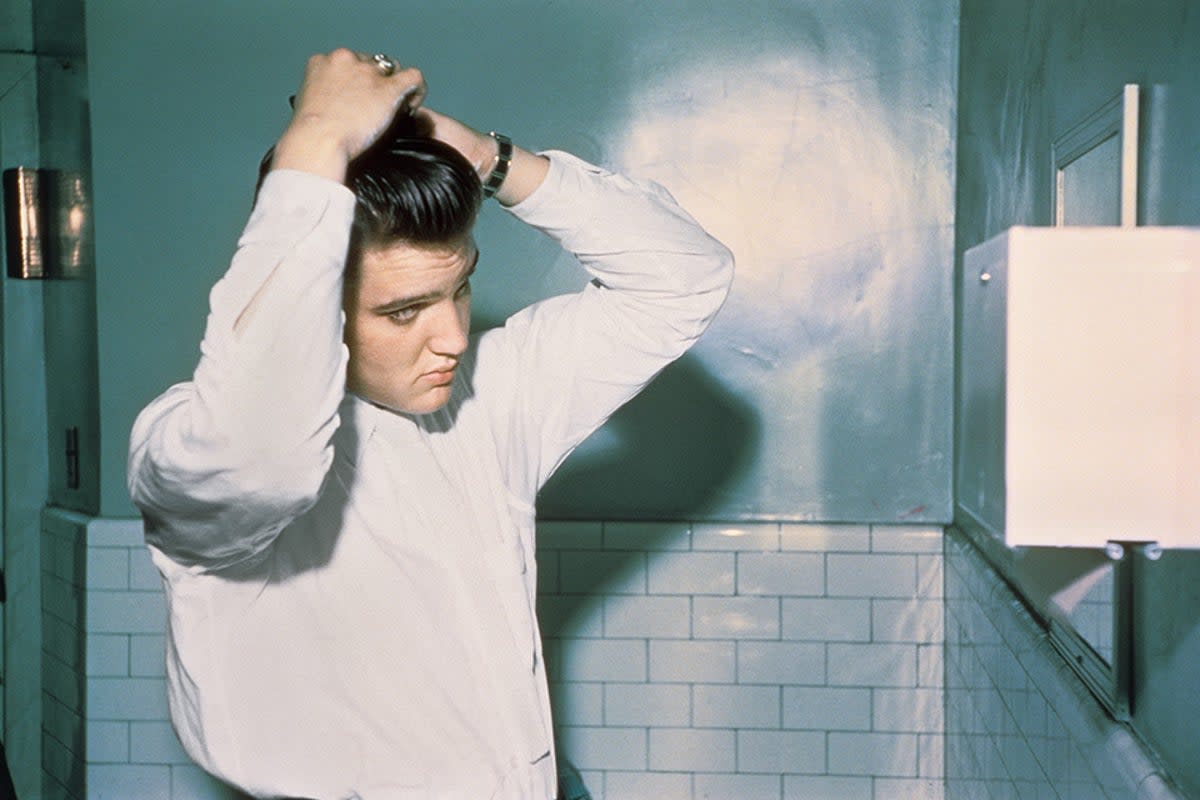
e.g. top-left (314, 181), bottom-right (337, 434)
top-left (128, 49), bottom-right (733, 799)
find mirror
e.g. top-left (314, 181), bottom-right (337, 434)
top-left (1053, 563), bottom-right (1114, 664)
top-left (1013, 546), bottom-right (1129, 718)
top-left (1037, 87), bottom-right (1139, 715)
top-left (1052, 84), bottom-right (1139, 226)
top-left (995, 83), bottom-right (1144, 721)
top-left (1014, 548), bottom-right (1113, 662)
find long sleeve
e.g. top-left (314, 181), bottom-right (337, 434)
top-left (128, 170), bottom-right (357, 570)
top-left (476, 151), bottom-right (735, 499)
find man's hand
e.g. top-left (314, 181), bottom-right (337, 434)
top-left (271, 49), bottom-right (426, 183)
top-left (270, 50), bottom-right (548, 204)
top-left (417, 108), bottom-right (549, 207)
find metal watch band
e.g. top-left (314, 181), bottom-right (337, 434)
top-left (482, 131), bottom-right (513, 198)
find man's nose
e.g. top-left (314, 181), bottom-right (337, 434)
top-left (428, 298), bottom-right (469, 356)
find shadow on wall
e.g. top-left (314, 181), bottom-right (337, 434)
top-left (532, 354), bottom-right (760, 640)
top-left (537, 354), bottom-right (762, 525)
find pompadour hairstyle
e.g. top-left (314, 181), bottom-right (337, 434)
top-left (256, 111), bottom-right (483, 257)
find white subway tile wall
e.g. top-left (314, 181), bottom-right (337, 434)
top-left (41, 510), bottom-right (241, 800)
top-left (538, 521), bottom-right (946, 800)
top-left (38, 513), bottom-right (1186, 800)
top-left (944, 528), bottom-right (1187, 800)
top-left (45, 513), bottom-right (947, 799)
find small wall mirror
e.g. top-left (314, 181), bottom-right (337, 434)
top-left (1013, 546), bottom-right (1132, 719)
top-left (1034, 83), bottom-right (1142, 719)
top-left (1053, 564), bottom-right (1114, 665)
top-left (1051, 84), bottom-right (1139, 226)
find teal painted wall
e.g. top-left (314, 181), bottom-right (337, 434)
top-left (955, 1), bottom-right (1200, 795)
top-left (86, 1), bottom-right (958, 521)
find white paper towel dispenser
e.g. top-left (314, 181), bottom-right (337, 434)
top-left (957, 226), bottom-right (1199, 549)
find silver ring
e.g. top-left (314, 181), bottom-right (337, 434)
top-left (372, 53), bottom-right (397, 76)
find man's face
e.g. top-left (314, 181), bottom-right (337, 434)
top-left (343, 236), bottom-right (477, 414)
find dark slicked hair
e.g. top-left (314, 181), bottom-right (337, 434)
top-left (256, 111), bottom-right (482, 262)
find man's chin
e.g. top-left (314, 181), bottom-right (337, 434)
top-left (357, 385), bottom-right (454, 416)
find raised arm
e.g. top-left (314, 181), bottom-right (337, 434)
top-left (128, 50), bottom-right (429, 569)
top-left (271, 50), bottom-right (427, 184)
top-left (412, 107), bottom-right (549, 208)
top-left (479, 152), bottom-right (736, 500)
top-left (413, 110), bottom-right (733, 493)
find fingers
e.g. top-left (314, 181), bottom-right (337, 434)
top-left (339, 49), bottom-right (426, 112)
top-left (395, 68), bottom-right (427, 115)
top-left (287, 48), bottom-right (428, 163)
top-left (294, 49), bottom-right (423, 108)
top-left (386, 64), bottom-right (427, 116)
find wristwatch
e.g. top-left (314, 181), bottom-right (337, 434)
top-left (482, 131), bottom-right (512, 198)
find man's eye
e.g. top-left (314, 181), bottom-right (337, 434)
top-left (387, 306), bottom-right (420, 324)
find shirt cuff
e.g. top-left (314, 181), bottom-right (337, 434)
top-left (502, 150), bottom-right (608, 234)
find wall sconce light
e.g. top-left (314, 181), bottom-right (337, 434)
top-left (3, 166), bottom-right (91, 280)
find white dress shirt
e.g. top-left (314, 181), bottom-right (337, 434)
top-left (128, 151), bottom-right (733, 799)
